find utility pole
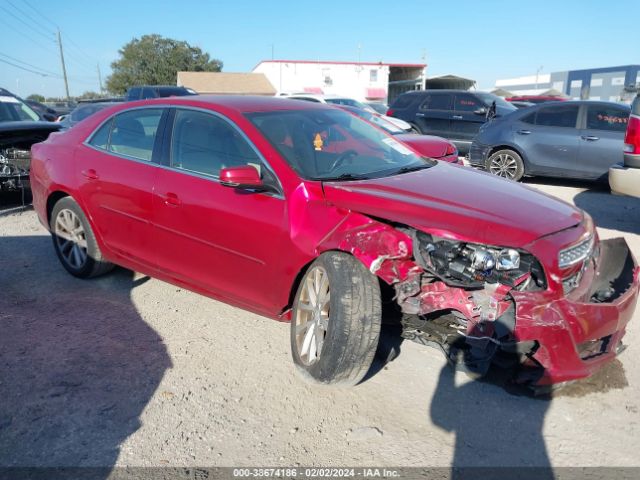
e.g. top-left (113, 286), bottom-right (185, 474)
top-left (56, 29), bottom-right (70, 101)
top-left (97, 63), bottom-right (103, 93)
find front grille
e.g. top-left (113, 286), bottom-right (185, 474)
top-left (559, 235), bottom-right (594, 268)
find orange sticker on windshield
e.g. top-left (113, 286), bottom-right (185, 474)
top-left (313, 133), bottom-right (323, 151)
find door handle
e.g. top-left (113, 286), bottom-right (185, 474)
top-left (81, 169), bottom-right (99, 180)
top-left (581, 135), bottom-right (600, 141)
top-left (517, 129), bottom-right (532, 135)
top-left (162, 192), bottom-right (181, 207)
top-left (452, 115), bottom-right (463, 120)
top-left (416, 113), bottom-right (426, 117)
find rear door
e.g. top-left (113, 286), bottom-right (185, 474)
top-left (415, 92), bottom-right (453, 138)
top-left (513, 104), bottom-right (581, 177)
top-left (577, 103), bottom-right (628, 179)
top-left (451, 93), bottom-right (488, 148)
top-left (77, 107), bottom-right (166, 266)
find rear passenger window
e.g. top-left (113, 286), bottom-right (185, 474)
top-left (88, 119), bottom-right (113, 150)
top-left (586, 105), bottom-right (629, 132)
top-left (171, 109), bottom-right (261, 178)
top-left (390, 94), bottom-right (416, 109)
top-left (420, 94), bottom-right (452, 111)
top-left (109, 109), bottom-right (163, 161)
top-left (454, 94), bottom-right (483, 112)
top-left (535, 105), bottom-right (579, 128)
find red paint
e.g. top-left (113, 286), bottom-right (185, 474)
top-left (30, 95), bottom-right (639, 386)
top-left (395, 134), bottom-right (459, 163)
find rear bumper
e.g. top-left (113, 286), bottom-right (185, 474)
top-left (510, 237), bottom-right (639, 385)
top-left (609, 163), bottom-right (640, 199)
top-left (469, 142), bottom-right (491, 168)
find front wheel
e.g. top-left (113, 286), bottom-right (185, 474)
top-left (290, 252), bottom-right (381, 386)
top-left (485, 149), bottom-right (525, 181)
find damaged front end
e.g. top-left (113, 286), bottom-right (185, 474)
top-left (346, 218), bottom-right (640, 388)
top-left (0, 122), bottom-right (60, 192)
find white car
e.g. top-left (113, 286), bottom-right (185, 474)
top-left (286, 93), bottom-right (412, 132)
top-left (609, 94), bottom-right (640, 198)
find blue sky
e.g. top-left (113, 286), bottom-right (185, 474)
top-left (1, 0), bottom-right (638, 98)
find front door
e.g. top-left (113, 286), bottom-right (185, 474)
top-left (151, 108), bottom-right (288, 313)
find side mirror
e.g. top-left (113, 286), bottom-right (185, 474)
top-left (473, 107), bottom-right (487, 116)
top-left (219, 165), bottom-right (265, 190)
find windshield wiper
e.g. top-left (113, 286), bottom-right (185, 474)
top-left (392, 164), bottom-right (432, 176)
top-left (318, 173), bottom-right (369, 182)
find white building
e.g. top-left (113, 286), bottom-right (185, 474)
top-left (252, 59), bottom-right (426, 104)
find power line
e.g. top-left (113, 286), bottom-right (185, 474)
top-left (0, 5), bottom-right (55, 43)
top-left (22, 0), bottom-right (59, 29)
top-left (0, 51), bottom-right (63, 78)
top-left (0, 16), bottom-right (58, 56)
top-left (6, 0), bottom-right (56, 37)
top-left (0, 57), bottom-right (59, 78)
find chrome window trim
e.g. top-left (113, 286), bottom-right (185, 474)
top-left (168, 106), bottom-right (284, 198)
top-left (82, 104), bottom-right (285, 200)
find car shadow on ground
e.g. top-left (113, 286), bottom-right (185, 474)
top-left (573, 190), bottom-right (640, 235)
top-left (0, 234), bottom-right (171, 477)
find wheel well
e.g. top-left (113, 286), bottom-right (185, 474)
top-left (46, 191), bottom-right (69, 224)
top-left (488, 145), bottom-right (525, 163)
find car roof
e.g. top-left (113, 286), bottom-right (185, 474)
top-left (125, 95), bottom-right (335, 113)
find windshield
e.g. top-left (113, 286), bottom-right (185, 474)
top-left (247, 108), bottom-right (434, 181)
top-left (0, 95), bottom-right (40, 122)
top-left (475, 93), bottom-right (516, 111)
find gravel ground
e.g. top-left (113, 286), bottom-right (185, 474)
top-left (0, 182), bottom-right (639, 471)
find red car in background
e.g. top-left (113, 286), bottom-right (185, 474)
top-left (30, 96), bottom-right (638, 391)
top-left (336, 105), bottom-right (460, 163)
top-left (506, 95), bottom-right (568, 104)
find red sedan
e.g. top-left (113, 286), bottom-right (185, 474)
top-left (30, 96), bottom-right (639, 389)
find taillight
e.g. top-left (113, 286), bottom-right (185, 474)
top-left (624, 115), bottom-right (640, 154)
top-left (446, 143), bottom-right (457, 156)
top-left (386, 108), bottom-right (395, 117)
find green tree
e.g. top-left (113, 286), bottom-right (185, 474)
top-left (27, 94), bottom-right (45, 102)
top-left (105, 34), bottom-right (222, 94)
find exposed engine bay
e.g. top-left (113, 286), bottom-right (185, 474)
top-left (0, 125), bottom-right (59, 192)
top-left (391, 229), bottom-right (548, 378)
top-left (0, 147), bottom-right (31, 191)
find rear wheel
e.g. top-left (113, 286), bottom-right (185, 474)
top-left (485, 149), bottom-right (525, 181)
top-left (50, 196), bottom-right (114, 278)
top-left (290, 252), bottom-right (381, 385)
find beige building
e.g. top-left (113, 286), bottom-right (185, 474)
top-left (177, 72), bottom-right (276, 96)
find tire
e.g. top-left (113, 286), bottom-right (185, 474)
top-left (50, 196), bottom-right (114, 278)
top-left (485, 149), bottom-right (525, 181)
top-left (290, 251), bottom-right (382, 386)
top-left (409, 123), bottom-right (422, 134)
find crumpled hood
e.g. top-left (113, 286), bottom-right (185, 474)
top-left (322, 163), bottom-right (583, 247)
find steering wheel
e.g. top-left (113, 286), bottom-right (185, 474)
top-left (329, 150), bottom-right (358, 172)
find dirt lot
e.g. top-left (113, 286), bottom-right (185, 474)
top-left (1, 181), bottom-right (640, 470)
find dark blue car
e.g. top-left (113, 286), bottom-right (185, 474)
top-left (470, 101), bottom-right (630, 181)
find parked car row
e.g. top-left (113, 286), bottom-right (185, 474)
top-left (388, 89), bottom-right (634, 186)
top-left (29, 95), bottom-right (639, 392)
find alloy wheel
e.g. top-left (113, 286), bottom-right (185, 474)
top-left (294, 266), bottom-right (331, 365)
top-left (489, 153), bottom-right (518, 179)
top-left (54, 208), bottom-right (88, 269)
